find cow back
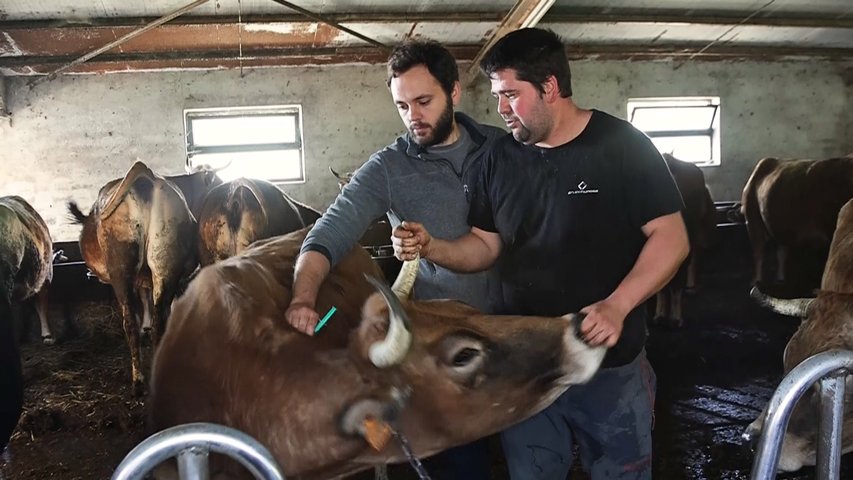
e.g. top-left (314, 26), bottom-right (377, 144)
top-left (665, 154), bottom-right (715, 248)
top-left (751, 157), bottom-right (853, 243)
top-left (196, 179), bottom-right (319, 265)
top-left (166, 169), bottom-right (223, 219)
top-left (0, 196), bottom-right (53, 300)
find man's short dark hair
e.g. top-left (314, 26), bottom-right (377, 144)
top-left (479, 28), bottom-right (572, 98)
top-left (386, 39), bottom-right (459, 97)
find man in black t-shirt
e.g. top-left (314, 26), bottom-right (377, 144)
top-left (392, 28), bottom-right (689, 480)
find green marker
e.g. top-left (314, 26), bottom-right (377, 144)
top-left (314, 306), bottom-right (337, 333)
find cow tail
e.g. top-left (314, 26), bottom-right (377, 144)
top-left (67, 201), bottom-right (89, 224)
top-left (101, 161), bottom-right (156, 219)
top-left (226, 180), bottom-right (267, 233)
top-left (741, 157), bottom-right (779, 227)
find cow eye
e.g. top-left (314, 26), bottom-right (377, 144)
top-left (452, 347), bottom-right (480, 366)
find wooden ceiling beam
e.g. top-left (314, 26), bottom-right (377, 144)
top-left (463, 0), bottom-right (556, 86)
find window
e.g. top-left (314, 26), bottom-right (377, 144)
top-left (184, 105), bottom-right (305, 183)
top-left (627, 97), bottom-right (721, 167)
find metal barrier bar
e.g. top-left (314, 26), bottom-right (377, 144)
top-left (751, 349), bottom-right (853, 480)
top-left (817, 373), bottom-right (846, 480)
top-left (112, 422), bottom-right (285, 480)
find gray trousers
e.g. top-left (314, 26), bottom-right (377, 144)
top-left (501, 350), bottom-right (656, 480)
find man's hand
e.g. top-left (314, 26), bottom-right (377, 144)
top-left (392, 221), bottom-right (432, 261)
top-left (579, 298), bottom-right (630, 347)
top-left (286, 301), bottom-right (319, 336)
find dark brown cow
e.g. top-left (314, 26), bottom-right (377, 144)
top-left (67, 161), bottom-right (216, 395)
top-left (741, 156), bottom-right (853, 285)
top-left (744, 198), bottom-right (853, 471)
top-left (150, 227), bottom-right (605, 479)
top-left (654, 154), bottom-right (715, 327)
top-left (166, 165), bottom-right (222, 219)
top-left (1, 196), bottom-right (55, 451)
top-left (197, 178), bottom-right (320, 266)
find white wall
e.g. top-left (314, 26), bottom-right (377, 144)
top-left (1, 60), bottom-right (850, 241)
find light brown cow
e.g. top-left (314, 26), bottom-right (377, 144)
top-left (1, 195), bottom-right (55, 451)
top-left (744, 198), bottom-right (853, 471)
top-left (197, 178), bottom-right (320, 266)
top-left (654, 154), bottom-right (716, 327)
top-left (150, 227), bottom-right (605, 479)
top-left (741, 156), bottom-right (853, 285)
top-left (67, 161), bottom-right (217, 395)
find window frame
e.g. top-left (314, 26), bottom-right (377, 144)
top-left (184, 104), bottom-right (306, 184)
top-left (627, 97), bottom-right (721, 167)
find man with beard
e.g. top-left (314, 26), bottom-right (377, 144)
top-left (285, 39), bottom-right (504, 480)
top-left (392, 28), bottom-right (689, 479)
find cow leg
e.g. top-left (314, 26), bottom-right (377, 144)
top-left (653, 290), bottom-right (668, 325)
top-left (113, 283), bottom-right (145, 396)
top-left (34, 285), bottom-right (54, 345)
top-left (686, 254), bottom-right (698, 292)
top-left (746, 220), bottom-right (767, 285)
top-left (150, 275), bottom-right (179, 347)
top-left (670, 288), bottom-right (684, 328)
top-left (776, 245), bottom-right (788, 282)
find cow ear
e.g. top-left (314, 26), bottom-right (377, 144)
top-left (339, 396), bottom-right (401, 451)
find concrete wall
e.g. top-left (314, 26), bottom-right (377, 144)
top-left (1, 60), bottom-right (850, 241)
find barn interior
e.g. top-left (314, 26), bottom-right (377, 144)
top-left (1, 0), bottom-right (852, 479)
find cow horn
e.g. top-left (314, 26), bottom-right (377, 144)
top-left (364, 274), bottom-right (412, 368)
top-left (749, 286), bottom-right (814, 318)
top-left (391, 256), bottom-right (419, 299)
top-left (329, 166), bottom-right (346, 180)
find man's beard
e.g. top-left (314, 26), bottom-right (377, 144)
top-left (411, 98), bottom-right (454, 147)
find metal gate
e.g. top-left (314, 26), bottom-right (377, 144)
top-left (750, 349), bottom-right (853, 480)
top-left (111, 422), bottom-right (285, 480)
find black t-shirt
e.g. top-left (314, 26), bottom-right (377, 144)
top-left (469, 109), bottom-right (684, 367)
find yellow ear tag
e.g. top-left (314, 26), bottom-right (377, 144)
top-left (362, 417), bottom-right (393, 451)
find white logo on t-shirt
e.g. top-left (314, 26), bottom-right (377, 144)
top-left (568, 180), bottom-right (599, 195)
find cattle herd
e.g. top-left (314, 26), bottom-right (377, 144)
top-left (1, 152), bottom-right (851, 478)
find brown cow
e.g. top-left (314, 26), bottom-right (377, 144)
top-left (150, 227), bottom-right (605, 479)
top-left (653, 154), bottom-right (716, 327)
top-left (67, 161), bottom-right (216, 395)
top-left (741, 156), bottom-right (853, 285)
top-left (1, 195), bottom-right (56, 451)
top-left (744, 198), bottom-right (853, 471)
top-left (197, 178), bottom-right (320, 266)
top-left (166, 165), bottom-right (222, 219)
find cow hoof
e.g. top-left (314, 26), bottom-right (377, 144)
top-left (42, 335), bottom-right (56, 345)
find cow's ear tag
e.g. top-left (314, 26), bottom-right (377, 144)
top-left (362, 417), bottom-right (393, 451)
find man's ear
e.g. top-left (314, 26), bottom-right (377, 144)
top-left (451, 80), bottom-right (462, 107)
top-left (543, 75), bottom-right (560, 101)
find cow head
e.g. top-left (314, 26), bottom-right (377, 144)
top-left (743, 200), bottom-right (853, 472)
top-left (337, 271), bottom-right (605, 462)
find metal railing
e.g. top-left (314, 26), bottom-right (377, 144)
top-left (112, 422), bottom-right (285, 480)
top-left (750, 349), bottom-right (853, 480)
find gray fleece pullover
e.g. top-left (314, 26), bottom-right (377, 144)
top-left (302, 112), bottom-right (505, 313)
